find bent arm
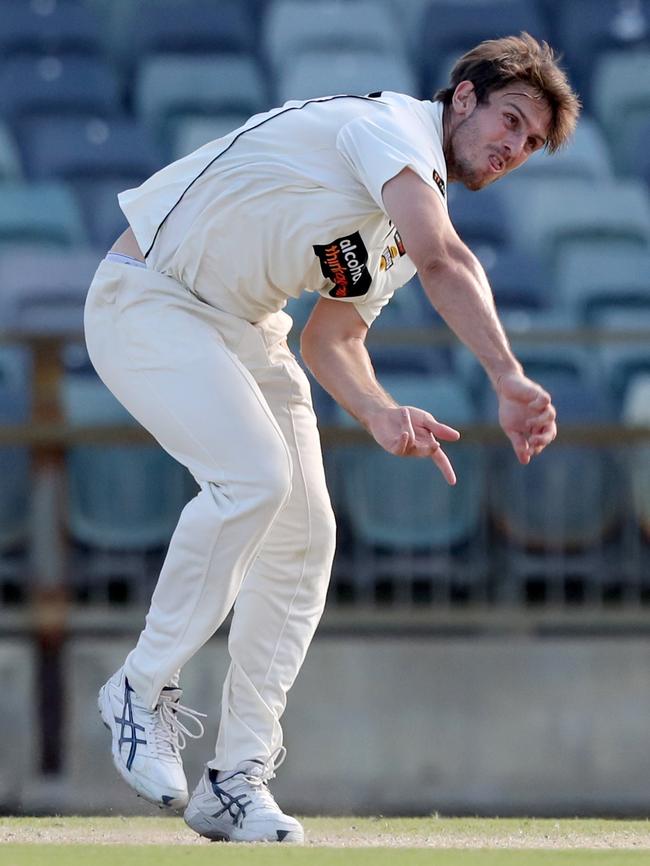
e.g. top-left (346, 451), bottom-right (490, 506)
top-left (301, 298), bottom-right (459, 483)
top-left (382, 168), bottom-right (521, 387)
top-left (382, 168), bottom-right (556, 464)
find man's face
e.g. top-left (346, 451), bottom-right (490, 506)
top-left (445, 83), bottom-right (552, 190)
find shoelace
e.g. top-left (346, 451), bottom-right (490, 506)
top-left (239, 746), bottom-right (287, 810)
top-left (154, 697), bottom-right (206, 757)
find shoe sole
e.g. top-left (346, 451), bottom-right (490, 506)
top-left (98, 683), bottom-right (188, 810)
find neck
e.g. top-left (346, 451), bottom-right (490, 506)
top-left (441, 102), bottom-right (459, 184)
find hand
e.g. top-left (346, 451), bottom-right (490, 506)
top-left (366, 405), bottom-right (461, 485)
top-left (496, 372), bottom-right (557, 464)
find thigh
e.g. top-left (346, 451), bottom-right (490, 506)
top-left (84, 261), bottom-right (291, 486)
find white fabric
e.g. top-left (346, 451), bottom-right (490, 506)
top-left (118, 93), bottom-right (447, 327)
top-left (85, 259), bottom-right (336, 768)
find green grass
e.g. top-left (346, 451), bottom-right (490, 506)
top-left (1, 816), bottom-right (650, 866)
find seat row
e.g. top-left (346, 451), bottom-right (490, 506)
top-left (1, 354), bottom-right (649, 601)
top-left (4, 0), bottom-right (649, 108)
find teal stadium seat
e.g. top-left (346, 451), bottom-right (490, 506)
top-left (0, 247), bottom-right (100, 336)
top-left (276, 50), bottom-right (418, 104)
top-left (0, 182), bottom-right (87, 249)
top-left (591, 50), bottom-right (650, 173)
top-left (333, 373), bottom-right (484, 595)
top-left (263, 0), bottom-right (404, 76)
top-left (62, 372), bottom-right (193, 557)
top-left (134, 54), bottom-right (267, 149)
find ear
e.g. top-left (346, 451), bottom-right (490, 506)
top-left (451, 81), bottom-right (477, 117)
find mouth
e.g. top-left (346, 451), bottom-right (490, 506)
top-left (488, 154), bottom-right (505, 173)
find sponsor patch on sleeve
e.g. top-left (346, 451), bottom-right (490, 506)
top-left (313, 231), bottom-right (372, 298)
top-left (432, 169), bottom-right (446, 198)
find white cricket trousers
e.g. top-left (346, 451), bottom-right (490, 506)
top-left (84, 259), bottom-right (336, 770)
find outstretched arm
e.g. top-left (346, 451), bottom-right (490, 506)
top-left (300, 298), bottom-right (460, 484)
top-left (382, 168), bottom-right (556, 464)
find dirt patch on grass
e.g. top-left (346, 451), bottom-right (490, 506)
top-left (2, 817), bottom-right (650, 848)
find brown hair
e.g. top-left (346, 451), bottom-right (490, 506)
top-left (434, 33), bottom-right (581, 152)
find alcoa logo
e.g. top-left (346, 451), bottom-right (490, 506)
top-left (313, 231), bottom-right (372, 298)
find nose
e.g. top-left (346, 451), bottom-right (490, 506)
top-left (504, 132), bottom-right (527, 164)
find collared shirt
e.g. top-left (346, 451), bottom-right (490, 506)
top-left (119, 91), bottom-right (448, 326)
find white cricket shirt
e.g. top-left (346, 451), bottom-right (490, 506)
top-left (119, 92), bottom-right (448, 326)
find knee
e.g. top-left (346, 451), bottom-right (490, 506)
top-left (248, 446), bottom-right (293, 516)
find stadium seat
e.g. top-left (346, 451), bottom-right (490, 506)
top-left (171, 113), bottom-right (251, 160)
top-left (0, 247), bottom-right (100, 336)
top-left (556, 245), bottom-right (650, 321)
top-left (591, 50), bottom-right (650, 171)
top-left (134, 54), bottom-right (267, 147)
top-left (0, 0), bottom-right (103, 59)
top-left (499, 176), bottom-right (650, 267)
top-left (485, 249), bottom-right (551, 313)
top-left (0, 346), bottom-right (31, 557)
top-left (263, 0), bottom-right (404, 75)
top-left (448, 184), bottom-right (511, 256)
top-left (620, 114), bottom-right (650, 185)
top-left (417, 0), bottom-right (550, 95)
top-left (0, 55), bottom-right (121, 122)
top-left (0, 181), bottom-right (87, 249)
top-left (368, 276), bottom-right (453, 375)
top-left (516, 115), bottom-right (614, 181)
top-left (73, 177), bottom-right (132, 249)
top-left (554, 0), bottom-right (650, 104)
top-left (621, 372), bottom-right (650, 539)
top-left (333, 373), bottom-right (484, 594)
top-left (276, 50), bottom-right (418, 104)
top-left (594, 309), bottom-right (650, 410)
top-left (62, 371), bottom-right (192, 552)
top-left (486, 349), bottom-right (622, 597)
top-left (0, 123), bottom-right (22, 181)
top-left (16, 116), bottom-right (163, 182)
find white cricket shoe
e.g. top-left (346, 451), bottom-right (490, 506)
top-left (184, 751), bottom-right (304, 843)
top-left (98, 666), bottom-right (205, 809)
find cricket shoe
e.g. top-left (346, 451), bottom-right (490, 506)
top-left (98, 666), bottom-right (206, 809)
top-left (184, 749), bottom-right (304, 843)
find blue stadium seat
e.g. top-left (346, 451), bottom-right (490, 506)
top-left (591, 50), bottom-right (650, 172)
top-left (0, 0), bottom-right (103, 59)
top-left (0, 181), bottom-right (87, 249)
top-left (516, 115), bottom-right (614, 181)
top-left (556, 245), bottom-right (650, 321)
top-left (485, 249), bottom-right (551, 313)
top-left (17, 116), bottom-right (163, 182)
top-left (0, 247), bottom-right (100, 336)
top-left (332, 373), bottom-right (484, 594)
top-left (448, 184), bottom-right (511, 260)
top-left (0, 346), bottom-right (31, 557)
top-left (500, 176), bottom-right (650, 266)
top-left (73, 177), bottom-right (131, 249)
top-left (595, 309), bottom-right (650, 411)
top-left (276, 50), bottom-right (418, 104)
top-left (554, 0), bottom-right (650, 104)
top-left (0, 55), bottom-right (121, 121)
top-left (0, 123), bottom-right (22, 181)
top-left (62, 371), bottom-right (193, 552)
top-left (417, 0), bottom-right (550, 94)
top-left (621, 372), bottom-right (650, 540)
top-left (171, 113), bottom-right (251, 160)
top-left (486, 349), bottom-right (621, 578)
top-left (135, 54), bottom-right (267, 148)
top-left (264, 0), bottom-right (404, 75)
top-left (131, 0), bottom-right (256, 58)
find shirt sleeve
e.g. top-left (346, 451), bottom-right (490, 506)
top-left (336, 108), bottom-right (447, 214)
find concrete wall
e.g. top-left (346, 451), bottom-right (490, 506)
top-left (9, 633), bottom-right (650, 815)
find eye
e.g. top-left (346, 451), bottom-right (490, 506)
top-left (505, 113), bottom-right (518, 128)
